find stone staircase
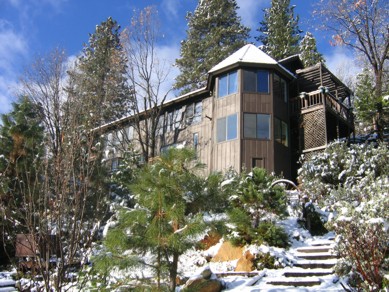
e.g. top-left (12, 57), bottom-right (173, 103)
top-left (253, 238), bottom-right (343, 291)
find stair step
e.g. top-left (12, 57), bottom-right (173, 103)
top-left (267, 276), bottom-right (321, 287)
top-left (296, 245), bottom-right (333, 253)
top-left (294, 259), bottom-right (337, 269)
top-left (310, 240), bottom-right (334, 246)
top-left (295, 252), bottom-right (338, 260)
top-left (284, 268), bottom-right (334, 277)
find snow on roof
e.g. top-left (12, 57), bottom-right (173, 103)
top-left (209, 44), bottom-right (295, 78)
top-left (209, 44), bottom-right (278, 73)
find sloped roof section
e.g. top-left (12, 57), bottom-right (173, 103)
top-left (208, 44), bottom-right (295, 79)
top-left (209, 44), bottom-right (278, 73)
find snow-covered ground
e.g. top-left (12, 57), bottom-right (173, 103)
top-left (177, 215), bottom-right (345, 291)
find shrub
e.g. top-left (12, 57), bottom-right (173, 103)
top-left (224, 168), bottom-right (289, 247)
top-left (299, 141), bottom-right (389, 290)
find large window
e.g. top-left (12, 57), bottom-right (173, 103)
top-left (217, 113), bottom-right (238, 142)
top-left (218, 71), bottom-right (238, 98)
top-left (243, 70), bottom-right (269, 93)
top-left (274, 118), bottom-right (288, 146)
top-left (244, 113), bottom-right (271, 140)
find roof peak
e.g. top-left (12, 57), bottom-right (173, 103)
top-left (209, 44), bottom-right (278, 73)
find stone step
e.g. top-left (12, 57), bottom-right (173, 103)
top-left (266, 276), bottom-right (322, 287)
top-left (310, 240), bottom-right (335, 246)
top-left (294, 259), bottom-right (337, 269)
top-left (296, 245), bottom-right (333, 253)
top-left (294, 252), bottom-right (338, 260)
top-left (283, 268), bottom-right (334, 277)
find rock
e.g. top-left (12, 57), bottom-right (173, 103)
top-left (182, 277), bottom-right (222, 292)
top-left (235, 251), bottom-right (255, 272)
top-left (211, 241), bottom-right (243, 262)
top-left (201, 266), bottom-right (212, 279)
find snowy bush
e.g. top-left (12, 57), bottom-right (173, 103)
top-left (299, 141), bottom-right (389, 290)
top-left (224, 168), bottom-right (289, 247)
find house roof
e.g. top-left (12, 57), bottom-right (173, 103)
top-left (208, 44), bottom-right (295, 78)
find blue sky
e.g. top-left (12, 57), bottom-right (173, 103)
top-left (0, 0), bottom-right (359, 115)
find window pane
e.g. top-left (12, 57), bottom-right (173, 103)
top-left (244, 113), bottom-right (256, 138)
top-left (227, 114), bottom-right (237, 140)
top-left (193, 101), bottom-right (202, 123)
top-left (257, 71), bottom-right (269, 93)
top-left (228, 71), bottom-right (238, 94)
top-left (274, 118), bottom-right (281, 143)
top-left (217, 117), bottom-right (226, 142)
top-left (257, 114), bottom-right (270, 139)
top-left (243, 70), bottom-right (256, 92)
top-left (282, 121), bottom-right (288, 146)
top-left (281, 79), bottom-right (288, 103)
top-left (218, 75), bottom-right (227, 97)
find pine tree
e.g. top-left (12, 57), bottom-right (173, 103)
top-left (99, 148), bottom-right (210, 291)
top-left (256, 0), bottom-right (301, 60)
top-left (299, 32), bottom-right (324, 67)
top-left (0, 97), bottom-right (44, 262)
top-left (68, 17), bottom-right (131, 127)
top-left (354, 68), bottom-right (381, 133)
top-left (174, 0), bottom-right (250, 94)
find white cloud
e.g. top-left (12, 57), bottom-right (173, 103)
top-left (324, 47), bottom-right (362, 89)
top-left (161, 0), bottom-right (182, 18)
top-left (236, 0), bottom-right (267, 30)
top-left (155, 43), bottom-right (181, 99)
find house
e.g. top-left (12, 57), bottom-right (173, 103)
top-left (100, 44), bottom-right (354, 180)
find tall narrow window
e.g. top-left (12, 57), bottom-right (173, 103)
top-left (243, 113), bottom-right (271, 140)
top-left (218, 71), bottom-right (238, 98)
top-left (193, 133), bottom-right (199, 152)
top-left (217, 113), bottom-right (238, 142)
top-left (274, 118), bottom-right (289, 146)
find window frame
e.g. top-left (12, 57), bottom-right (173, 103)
top-left (218, 70), bottom-right (238, 98)
top-left (217, 113), bottom-right (238, 143)
top-left (274, 117), bottom-right (289, 147)
top-left (243, 69), bottom-right (270, 94)
top-left (243, 113), bottom-right (271, 140)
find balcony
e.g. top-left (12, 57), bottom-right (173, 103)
top-left (291, 89), bottom-right (353, 125)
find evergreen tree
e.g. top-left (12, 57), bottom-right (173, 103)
top-left (256, 0), bottom-right (301, 60)
top-left (354, 68), bottom-right (389, 134)
top-left (0, 97), bottom-right (44, 263)
top-left (174, 0), bottom-right (250, 94)
top-left (68, 17), bottom-right (131, 127)
top-left (299, 32), bottom-right (324, 67)
top-left (97, 148), bottom-right (211, 291)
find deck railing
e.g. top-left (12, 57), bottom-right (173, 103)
top-left (291, 89), bottom-right (353, 123)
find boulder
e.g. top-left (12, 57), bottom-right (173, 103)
top-left (235, 250), bottom-right (255, 272)
top-left (211, 241), bottom-right (243, 262)
top-left (182, 277), bottom-right (222, 292)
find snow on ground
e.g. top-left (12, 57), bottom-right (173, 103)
top-left (176, 214), bottom-right (344, 291)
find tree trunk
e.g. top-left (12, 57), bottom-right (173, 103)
top-left (169, 252), bottom-right (179, 292)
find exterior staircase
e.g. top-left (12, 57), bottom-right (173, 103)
top-left (252, 237), bottom-right (343, 291)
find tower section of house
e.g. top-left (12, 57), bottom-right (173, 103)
top-left (207, 44), bottom-right (295, 178)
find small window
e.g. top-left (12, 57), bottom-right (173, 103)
top-left (243, 70), bottom-right (269, 93)
top-left (218, 71), bottom-right (238, 98)
top-left (193, 133), bottom-right (199, 152)
top-left (274, 118), bottom-right (289, 146)
top-left (243, 113), bottom-right (271, 140)
top-left (217, 113), bottom-right (238, 142)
